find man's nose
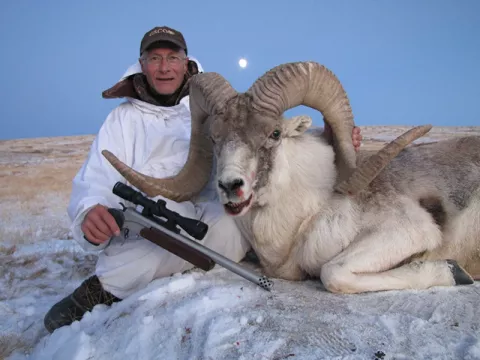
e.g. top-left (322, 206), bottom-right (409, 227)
top-left (158, 59), bottom-right (170, 72)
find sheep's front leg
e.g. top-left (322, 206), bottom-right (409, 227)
top-left (319, 212), bottom-right (474, 294)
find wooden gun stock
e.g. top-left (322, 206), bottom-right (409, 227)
top-left (140, 227), bottom-right (215, 271)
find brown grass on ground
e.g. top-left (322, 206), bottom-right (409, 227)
top-left (0, 135), bottom-right (94, 244)
top-left (0, 334), bottom-right (30, 360)
top-left (0, 135), bottom-right (94, 201)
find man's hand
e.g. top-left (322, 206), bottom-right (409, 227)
top-left (81, 204), bottom-right (121, 244)
top-left (352, 126), bottom-right (362, 152)
top-left (323, 123), bottom-right (363, 152)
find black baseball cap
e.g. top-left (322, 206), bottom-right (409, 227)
top-left (140, 26), bottom-right (188, 55)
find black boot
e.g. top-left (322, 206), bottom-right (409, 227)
top-left (44, 275), bottom-right (121, 333)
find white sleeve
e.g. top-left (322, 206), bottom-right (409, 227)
top-left (67, 107), bottom-right (128, 251)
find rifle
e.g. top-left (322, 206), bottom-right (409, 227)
top-left (105, 182), bottom-right (274, 291)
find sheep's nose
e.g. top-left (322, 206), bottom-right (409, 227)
top-left (218, 178), bottom-right (244, 194)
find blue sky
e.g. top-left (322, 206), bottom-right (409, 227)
top-left (1, 0), bottom-right (479, 140)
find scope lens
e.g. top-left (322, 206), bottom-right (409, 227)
top-left (113, 182), bottom-right (138, 202)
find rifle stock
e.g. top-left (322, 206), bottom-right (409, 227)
top-left (139, 227), bottom-right (215, 271)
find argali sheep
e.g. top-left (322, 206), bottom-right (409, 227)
top-left (102, 61), bottom-right (480, 294)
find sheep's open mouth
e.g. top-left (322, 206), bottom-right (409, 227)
top-left (224, 194), bottom-right (253, 215)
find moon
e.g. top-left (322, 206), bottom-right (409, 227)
top-left (239, 58), bottom-right (248, 68)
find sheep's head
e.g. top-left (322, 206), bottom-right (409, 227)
top-left (208, 95), bottom-right (314, 216)
top-left (101, 61), bottom-right (431, 216)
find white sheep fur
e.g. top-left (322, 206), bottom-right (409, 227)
top-left (216, 115), bottom-right (480, 293)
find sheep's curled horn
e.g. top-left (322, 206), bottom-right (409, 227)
top-left (101, 61), bottom-right (432, 201)
top-left (101, 73), bottom-right (235, 202)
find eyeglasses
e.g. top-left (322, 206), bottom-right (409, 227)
top-left (144, 54), bottom-right (186, 66)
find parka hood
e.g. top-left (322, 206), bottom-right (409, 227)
top-left (101, 57), bottom-right (204, 100)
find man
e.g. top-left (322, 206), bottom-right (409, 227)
top-left (43, 26), bottom-right (363, 333)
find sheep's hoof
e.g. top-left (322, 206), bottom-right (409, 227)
top-left (447, 260), bottom-right (474, 285)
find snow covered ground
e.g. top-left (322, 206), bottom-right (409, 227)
top-left (2, 240), bottom-right (480, 360)
top-left (1, 128), bottom-right (480, 360)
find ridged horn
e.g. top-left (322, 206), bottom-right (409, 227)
top-left (334, 124), bottom-right (432, 195)
top-left (102, 73), bottom-right (237, 202)
top-left (247, 61), bottom-right (357, 182)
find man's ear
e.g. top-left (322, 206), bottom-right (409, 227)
top-left (283, 115), bottom-right (312, 137)
top-left (139, 57), bottom-right (147, 75)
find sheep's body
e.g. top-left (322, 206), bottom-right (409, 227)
top-left (101, 60), bottom-right (480, 293)
top-left (232, 130), bottom-right (480, 293)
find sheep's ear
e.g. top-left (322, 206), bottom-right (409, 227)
top-left (283, 115), bottom-right (312, 137)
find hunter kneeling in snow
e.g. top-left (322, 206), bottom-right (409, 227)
top-left (43, 25), bottom-right (362, 333)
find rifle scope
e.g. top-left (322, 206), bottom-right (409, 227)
top-left (112, 182), bottom-right (209, 240)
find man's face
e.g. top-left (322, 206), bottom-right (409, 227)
top-left (140, 47), bottom-right (188, 95)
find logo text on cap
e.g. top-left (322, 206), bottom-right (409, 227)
top-left (149, 28), bottom-right (175, 37)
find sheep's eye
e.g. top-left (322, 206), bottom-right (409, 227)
top-left (270, 129), bottom-right (281, 140)
top-left (210, 136), bottom-right (216, 144)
